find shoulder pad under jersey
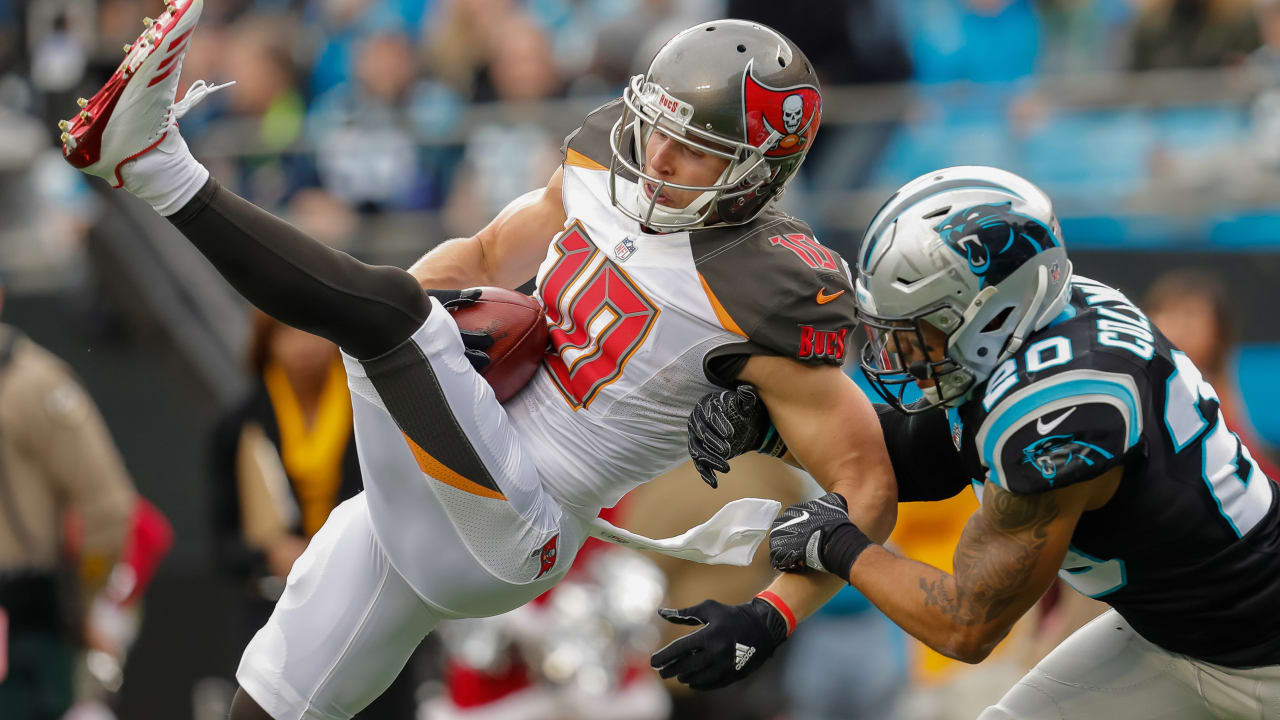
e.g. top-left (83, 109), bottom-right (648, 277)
top-left (972, 344), bottom-right (1145, 494)
top-left (694, 211), bottom-right (857, 383)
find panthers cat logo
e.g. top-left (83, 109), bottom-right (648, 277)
top-left (934, 203), bottom-right (1060, 287)
top-left (1021, 434), bottom-right (1113, 482)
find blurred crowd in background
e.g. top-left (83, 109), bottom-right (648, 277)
top-left (6, 0), bottom-right (1280, 273)
top-left (1, 1), bottom-right (1279, 719)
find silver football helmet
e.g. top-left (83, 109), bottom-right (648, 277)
top-left (608, 19), bottom-right (821, 230)
top-left (855, 166), bottom-right (1073, 412)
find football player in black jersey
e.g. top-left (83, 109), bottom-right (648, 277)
top-left (669, 166), bottom-right (1280, 717)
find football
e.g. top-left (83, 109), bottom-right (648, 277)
top-left (447, 287), bottom-right (549, 402)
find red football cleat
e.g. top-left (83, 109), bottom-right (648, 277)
top-left (58, 0), bottom-right (225, 187)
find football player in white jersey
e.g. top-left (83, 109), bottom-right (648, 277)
top-left (58, 4), bottom-right (899, 718)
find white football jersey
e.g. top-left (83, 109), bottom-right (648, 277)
top-left (503, 101), bottom-right (857, 515)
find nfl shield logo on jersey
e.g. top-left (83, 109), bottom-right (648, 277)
top-left (614, 237), bottom-right (636, 262)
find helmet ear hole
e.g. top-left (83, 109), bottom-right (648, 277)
top-left (981, 306), bottom-right (1015, 334)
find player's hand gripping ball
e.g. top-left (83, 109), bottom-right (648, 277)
top-left (429, 288), bottom-right (549, 402)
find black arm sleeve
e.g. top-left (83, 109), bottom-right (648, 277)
top-left (874, 403), bottom-right (971, 502)
top-left (168, 178), bottom-right (431, 360)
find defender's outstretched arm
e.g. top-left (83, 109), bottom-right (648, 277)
top-left (846, 477), bottom-right (1096, 662)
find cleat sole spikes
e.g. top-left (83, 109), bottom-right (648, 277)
top-left (59, 0), bottom-right (207, 187)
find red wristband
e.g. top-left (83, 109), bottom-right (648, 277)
top-left (755, 590), bottom-right (796, 636)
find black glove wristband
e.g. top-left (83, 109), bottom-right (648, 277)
top-left (747, 597), bottom-right (791, 647)
top-left (754, 425), bottom-right (788, 458)
top-left (822, 522), bottom-right (873, 581)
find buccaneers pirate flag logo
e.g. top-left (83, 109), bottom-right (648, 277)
top-left (532, 534), bottom-right (559, 579)
top-left (743, 61), bottom-right (821, 158)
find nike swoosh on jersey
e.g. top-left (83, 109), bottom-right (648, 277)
top-left (1037, 407), bottom-right (1078, 435)
top-left (816, 288), bottom-right (845, 304)
top-left (773, 510), bottom-right (810, 532)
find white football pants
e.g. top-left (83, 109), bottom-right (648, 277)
top-left (237, 301), bottom-right (590, 719)
top-left (980, 609), bottom-right (1280, 719)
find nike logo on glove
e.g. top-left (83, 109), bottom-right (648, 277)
top-left (816, 288), bottom-right (845, 305)
top-left (773, 511), bottom-right (810, 532)
top-left (1037, 407), bottom-right (1077, 435)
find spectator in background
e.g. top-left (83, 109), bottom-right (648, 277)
top-left (1256, 0), bottom-right (1280, 73)
top-left (305, 0), bottom-right (426, 99)
top-left (1144, 269), bottom-right (1280, 479)
top-left (1036, 0), bottom-right (1135, 76)
top-left (442, 13), bottom-right (562, 235)
top-left (523, 0), bottom-right (642, 96)
top-left (424, 0), bottom-right (517, 100)
top-left (218, 13), bottom-right (309, 207)
top-left (309, 29), bottom-right (440, 210)
top-left (903, 0), bottom-right (1041, 85)
top-left (1250, 0), bottom-right (1280, 170)
top-left (0, 279), bottom-right (136, 720)
top-left (1130, 0), bottom-right (1260, 70)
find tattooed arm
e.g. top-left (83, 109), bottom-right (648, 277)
top-left (846, 477), bottom-right (1098, 663)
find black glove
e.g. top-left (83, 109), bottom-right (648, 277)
top-left (769, 492), bottom-right (872, 579)
top-left (687, 385), bottom-right (786, 489)
top-left (427, 288), bottom-right (493, 372)
top-left (650, 598), bottom-right (788, 691)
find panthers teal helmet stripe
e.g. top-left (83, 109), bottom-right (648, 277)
top-left (978, 371), bottom-right (1141, 489)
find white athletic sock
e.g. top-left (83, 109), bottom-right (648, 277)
top-left (119, 127), bottom-right (209, 216)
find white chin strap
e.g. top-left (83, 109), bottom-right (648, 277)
top-left (920, 385), bottom-right (944, 406)
top-left (998, 264), bottom-right (1050, 364)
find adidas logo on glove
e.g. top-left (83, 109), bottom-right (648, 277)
top-left (734, 642), bottom-right (756, 671)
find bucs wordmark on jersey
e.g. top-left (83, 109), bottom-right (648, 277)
top-left (503, 100), bottom-right (856, 514)
top-left (933, 275), bottom-right (1280, 667)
